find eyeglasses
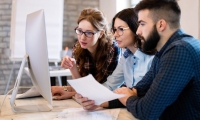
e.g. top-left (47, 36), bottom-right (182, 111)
top-left (111, 27), bottom-right (129, 36)
top-left (75, 28), bottom-right (99, 38)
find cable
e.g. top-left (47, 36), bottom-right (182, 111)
top-left (0, 86), bottom-right (33, 113)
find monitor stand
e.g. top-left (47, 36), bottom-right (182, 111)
top-left (10, 54), bottom-right (52, 113)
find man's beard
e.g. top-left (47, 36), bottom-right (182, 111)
top-left (138, 25), bottom-right (160, 53)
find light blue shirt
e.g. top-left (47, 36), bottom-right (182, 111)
top-left (103, 48), bottom-right (154, 90)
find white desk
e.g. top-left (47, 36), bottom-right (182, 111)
top-left (24, 67), bottom-right (72, 77)
top-left (24, 67), bottom-right (72, 86)
top-left (0, 95), bottom-right (138, 120)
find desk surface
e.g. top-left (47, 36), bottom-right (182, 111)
top-left (0, 95), bottom-right (138, 120)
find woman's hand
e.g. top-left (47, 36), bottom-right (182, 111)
top-left (75, 93), bottom-right (99, 110)
top-left (61, 56), bottom-right (76, 70)
top-left (61, 55), bottom-right (81, 79)
top-left (51, 86), bottom-right (76, 100)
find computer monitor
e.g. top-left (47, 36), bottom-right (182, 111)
top-left (10, 9), bottom-right (52, 113)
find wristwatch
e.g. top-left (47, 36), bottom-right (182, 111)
top-left (63, 86), bottom-right (68, 91)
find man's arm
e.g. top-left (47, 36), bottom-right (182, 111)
top-left (113, 87), bottom-right (137, 106)
top-left (123, 46), bottom-right (194, 120)
top-left (133, 59), bottom-right (155, 97)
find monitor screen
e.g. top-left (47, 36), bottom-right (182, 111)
top-left (10, 9), bottom-right (52, 112)
top-left (25, 9), bottom-right (52, 105)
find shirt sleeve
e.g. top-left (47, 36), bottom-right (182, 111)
top-left (102, 56), bottom-right (125, 90)
top-left (126, 46), bottom-right (194, 120)
top-left (101, 42), bottom-right (120, 83)
top-left (108, 99), bottom-right (126, 108)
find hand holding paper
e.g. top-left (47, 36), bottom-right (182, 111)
top-left (67, 74), bottom-right (125, 105)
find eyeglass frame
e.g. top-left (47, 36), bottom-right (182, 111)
top-left (74, 28), bottom-right (100, 38)
top-left (111, 27), bottom-right (130, 36)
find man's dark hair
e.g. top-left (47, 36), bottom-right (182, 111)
top-left (135, 0), bottom-right (181, 29)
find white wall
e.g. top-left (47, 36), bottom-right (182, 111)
top-left (99, 0), bottom-right (116, 26)
top-left (100, 0), bottom-right (200, 39)
top-left (199, 1), bottom-right (200, 39)
top-left (99, 0), bottom-right (130, 30)
top-left (178, 0), bottom-right (200, 39)
top-left (116, 0), bottom-right (130, 13)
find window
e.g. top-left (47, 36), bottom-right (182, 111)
top-left (131, 0), bottom-right (141, 7)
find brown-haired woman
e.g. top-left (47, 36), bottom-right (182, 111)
top-left (51, 8), bottom-right (120, 100)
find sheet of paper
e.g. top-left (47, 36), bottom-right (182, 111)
top-left (54, 108), bottom-right (120, 120)
top-left (67, 74), bottom-right (125, 105)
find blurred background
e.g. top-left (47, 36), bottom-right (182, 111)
top-left (0, 0), bottom-right (199, 95)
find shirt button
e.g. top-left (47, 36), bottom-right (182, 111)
top-left (134, 63), bottom-right (136, 65)
top-left (134, 57), bottom-right (136, 59)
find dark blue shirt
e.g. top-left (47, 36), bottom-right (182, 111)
top-left (126, 29), bottom-right (200, 120)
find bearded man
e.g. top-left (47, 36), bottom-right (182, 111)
top-left (76, 0), bottom-right (200, 120)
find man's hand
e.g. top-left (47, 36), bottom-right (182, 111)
top-left (114, 87), bottom-right (137, 106)
top-left (51, 86), bottom-right (76, 100)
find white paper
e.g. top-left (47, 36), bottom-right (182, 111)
top-left (67, 74), bottom-right (125, 105)
top-left (54, 108), bottom-right (120, 120)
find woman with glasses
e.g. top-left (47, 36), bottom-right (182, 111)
top-left (51, 8), bottom-right (120, 100)
top-left (75, 8), bottom-right (155, 110)
top-left (102, 8), bottom-right (156, 91)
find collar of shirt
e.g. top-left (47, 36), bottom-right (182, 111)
top-left (156, 29), bottom-right (190, 58)
top-left (123, 48), bottom-right (133, 58)
top-left (134, 49), bottom-right (146, 61)
top-left (123, 48), bottom-right (145, 61)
